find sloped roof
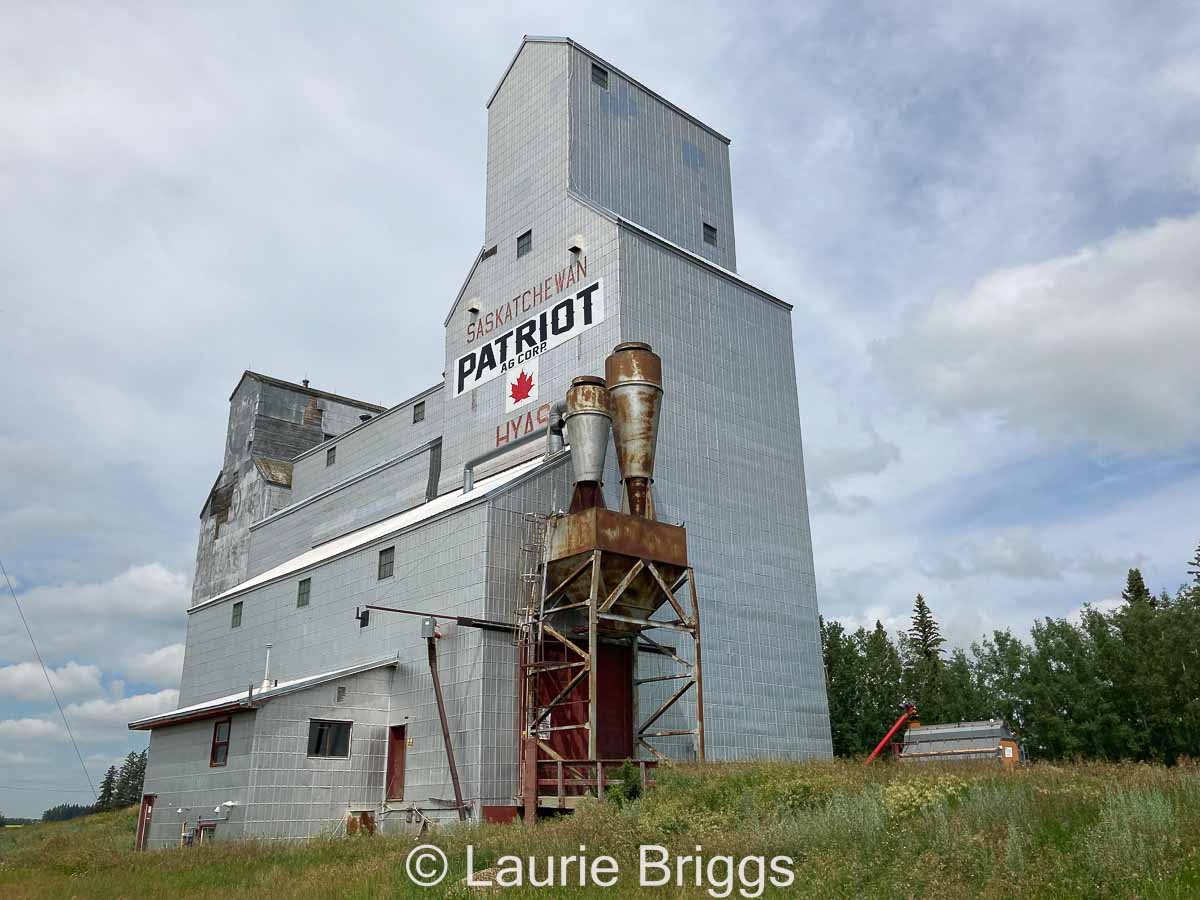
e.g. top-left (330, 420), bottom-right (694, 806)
top-left (189, 453), bottom-right (557, 612)
top-left (487, 36), bottom-right (730, 144)
top-left (902, 720), bottom-right (1016, 755)
top-left (229, 371), bottom-right (386, 411)
top-left (128, 654), bottom-right (400, 730)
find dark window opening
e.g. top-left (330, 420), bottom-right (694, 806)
top-left (323, 433), bottom-right (334, 442)
top-left (591, 63), bottom-right (609, 89)
top-left (386, 725), bottom-right (407, 801)
top-left (336, 685), bottom-right (347, 703)
top-left (517, 230), bottom-right (532, 258)
top-left (326, 446), bottom-right (336, 467)
top-left (297, 578), bottom-right (310, 608)
top-left (230, 601), bottom-right (242, 628)
top-left (307, 719), bottom-right (352, 758)
top-left (378, 546), bottom-right (395, 580)
top-left (210, 718), bottom-right (231, 767)
top-left (703, 223), bottom-right (718, 246)
top-left (413, 401), bottom-right (425, 424)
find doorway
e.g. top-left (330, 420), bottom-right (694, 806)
top-left (386, 725), bottom-right (407, 802)
top-left (135, 794), bottom-right (155, 850)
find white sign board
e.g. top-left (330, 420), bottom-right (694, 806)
top-left (453, 279), bottom-right (604, 397)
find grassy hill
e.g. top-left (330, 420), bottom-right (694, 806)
top-left (2, 760), bottom-right (1199, 898)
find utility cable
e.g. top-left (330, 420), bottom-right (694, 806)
top-left (0, 556), bottom-right (97, 800)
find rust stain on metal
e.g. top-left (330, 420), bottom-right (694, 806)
top-left (605, 343), bottom-right (663, 519)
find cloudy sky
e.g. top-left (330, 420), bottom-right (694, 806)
top-left (2, 2), bottom-right (1198, 817)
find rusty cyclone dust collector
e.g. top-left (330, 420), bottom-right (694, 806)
top-left (605, 342), bottom-right (663, 519)
top-left (519, 342), bottom-right (705, 822)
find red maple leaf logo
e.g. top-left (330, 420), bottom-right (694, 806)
top-left (509, 369), bottom-right (534, 403)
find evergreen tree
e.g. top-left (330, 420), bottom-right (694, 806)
top-left (904, 595), bottom-right (946, 720)
top-left (114, 751), bottom-right (140, 806)
top-left (96, 766), bottom-right (118, 810)
top-left (1188, 542), bottom-right (1200, 586)
top-left (1121, 568), bottom-right (1154, 606)
top-left (909, 594), bottom-right (945, 659)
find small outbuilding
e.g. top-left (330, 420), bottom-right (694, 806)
top-left (899, 720), bottom-right (1023, 766)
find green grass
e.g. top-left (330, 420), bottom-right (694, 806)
top-left (2, 760), bottom-right (1199, 898)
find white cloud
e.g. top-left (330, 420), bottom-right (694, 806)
top-left (0, 717), bottom-right (67, 743)
top-left (920, 531), bottom-right (1063, 582)
top-left (878, 215), bottom-right (1200, 454)
top-left (0, 749), bottom-right (35, 765)
top-left (124, 644), bottom-right (185, 688)
top-left (807, 429), bottom-right (901, 514)
top-left (0, 564), bottom-right (188, 666)
top-left (0, 661), bottom-right (104, 702)
top-left (63, 689), bottom-right (179, 730)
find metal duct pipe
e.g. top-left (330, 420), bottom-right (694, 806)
top-left (604, 342), bottom-right (663, 519)
top-left (545, 401), bottom-right (566, 455)
top-left (562, 376), bottom-right (611, 511)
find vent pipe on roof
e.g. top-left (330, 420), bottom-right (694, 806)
top-left (562, 376), bottom-right (611, 511)
top-left (261, 644), bottom-right (272, 690)
top-left (604, 342), bottom-right (663, 519)
top-left (302, 379), bottom-right (310, 388)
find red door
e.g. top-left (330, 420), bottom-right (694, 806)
top-left (596, 643), bottom-right (633, 759)
top-left (135, 794), bottom-right (156, 850)
top-left (386, 725), bottom-right (407, 801)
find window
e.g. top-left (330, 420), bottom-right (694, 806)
top-left (378, 546), bottom-right (395, 580)
top-left (516, 229), bottom-right (532, 258)
top-left (413, 401), bottom-right (425, 424)
top-left (210, 718), bottom-right (231, 767)
top-left (335, 685), bottom-right (347, 704)
top-left (230, 601), bottom-right (242, 628)
top-left (591, 63), bottom-right (609, 89)
top-left (307, 719), bottom-right (352, 758)
top-left (323, 433), bottom-right (334, 442)
top-left (297, 578), bottom-right (311, 608)
top-left (326, 446), bottom-right (336, 467)
top-left (703, 223), bottom-right (718, 246)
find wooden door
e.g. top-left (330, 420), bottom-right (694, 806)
top-left (386, 725), bottom-right (407, 801)
top-left (135, 794), bottom-right (155, 850)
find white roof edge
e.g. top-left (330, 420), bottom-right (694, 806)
top-left (566, 191), bottom-right (793, 312)
top-left (189, 452), bottom-right (566, 613)
top-left (486, 36), bottom-right (731, 145)
top-left (128, 654), bottom-right (400, 730)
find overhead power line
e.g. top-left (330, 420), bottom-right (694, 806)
top-left (0, 556), bottom-right (96, 800)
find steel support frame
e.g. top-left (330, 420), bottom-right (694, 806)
top-left (519, 550), bottom-right (705, 819)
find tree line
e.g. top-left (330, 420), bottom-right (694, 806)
top-left (821, 542), bottom-right (1200, 763)
top-left (29, 750), bottom-right (148, 824)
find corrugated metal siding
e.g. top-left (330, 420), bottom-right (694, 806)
top-left (569, 45), bottom-right (736, 271)
top-left (619, 226), bottom-right (832, 760)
